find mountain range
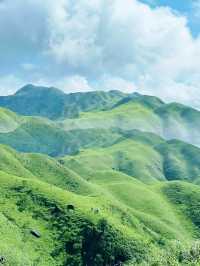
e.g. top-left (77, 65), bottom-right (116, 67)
top-left (0, 84), bottom-right (126, 119)
top-left (1, 85), bottom-right (200, 265)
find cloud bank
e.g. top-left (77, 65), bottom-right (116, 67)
top-left (0, 0), bottom-right (200, 108)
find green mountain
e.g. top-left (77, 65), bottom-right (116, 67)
top-left (1, 87), bottom-right (200, 265)
top-left (0, 84), bottom-right (126, 120)
top-left (1, 87), bottom-right (200, 157)
top-left (1, 85), bottom-right (200, 146)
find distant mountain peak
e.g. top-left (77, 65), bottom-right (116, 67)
top-left (15, 84), bottom-right (34, 95)
top-left (15, 84), bottom-right (64, 96)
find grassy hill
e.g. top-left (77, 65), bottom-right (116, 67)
top-left (1, 88), bottom-right (200, 264)
top-left (1, 143), bottom-right (200, 265)
top-left (0, 171), bottom-right (138, 266)
top-left (2, 107), bottom-right (200, 187)
top-left (61, 94), bottom-right (200, 147)
top-left (61, 130), bottom-right (200, 185)
top-left (0, 108), bottom-right (124, 156)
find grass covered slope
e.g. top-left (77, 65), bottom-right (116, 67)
top-left (61, 93), bottom-right (200, 147)
top-left (1, 90), bottom-right (200, 156)
top-left (0, 107), bottom-right (24, 133)
top-left (0, 172), bottom-right (141, 266)
top-left (164, 181), bottom-right (200, 232)
top-left (157, 139), bottom-right (200, 184)
top-left (0, 144), bottom-right (95, 196)
top-left (0, 108), bottom-right (124, 156)
top-left (1, 147), bottom-right (200, 265)
top-left (62, 130), bottom-right (200, 185)
top-left (1, 138), bottom-right (200, 264)
top-left (61, 95), bottom-right (164, 135)
top-left (2, 88), bottom-right (200, 264)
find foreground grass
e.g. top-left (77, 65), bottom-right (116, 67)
top-left (0, 142), bottom-right (200, 264)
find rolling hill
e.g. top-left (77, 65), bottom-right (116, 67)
top-left (0, 142), bottom-right (200, 265)
top-left (0, 108), bottom-right (124, 156)
top-left (1, 86), bottom-right (200, 265)
top-left (61, 131), bottom-right (200, 185)
top-left (2, 85), bottom-right (200, 149)
top-left (59, 92), bottom-right (200, 147)
top-left (1, 86), bottom-right (200, 157)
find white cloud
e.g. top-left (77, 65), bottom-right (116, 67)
top-left (43, 0), bottom-right (200, 107)
top-left (1, 0), bottom-right (200, 108)
top-left (97, 76), bottom-right (137, 93)
top-left (0, 75), bottom-right (25, 95)
top-left (27, 75), bottom-right (92, 93)
top-left (52, 75), bottom-right (93, 93)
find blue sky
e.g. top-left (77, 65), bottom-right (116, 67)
top-left (141, 0), bottom-right (200, 36)
top-left (0, 0), bottom-right (200, 109)
top-left (141, 0), bottom-right (192, 12)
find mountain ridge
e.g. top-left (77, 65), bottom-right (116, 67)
top-left (0, 84), bottom-right (127, 120)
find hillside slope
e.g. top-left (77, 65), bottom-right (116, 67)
top-left (1, 87), bottom-right (200, 264)
top-left (0, 108), bottom-right (124, 156)
top-left (0, 172), bottom-right (139, 266)
top-left (1, 106), bottom-right (200, 186)
top-left (61, 93), bottom-right (200, 147)
top-left (0, 107), bottom-right (24, 133)
top-left (0, 144), bottom-right (200, 265)
top-left (61, 130), bottom-right (200, 185)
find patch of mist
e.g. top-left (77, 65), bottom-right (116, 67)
top-left (60, 115), bottom-right (163, 137)
top-left (59, 113), bottom-right (200, 148)
top-left (162, 117), bottom-right (200, 147)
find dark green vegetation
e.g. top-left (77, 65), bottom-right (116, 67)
top-left (1, 86), bottom-right (200, 265)
top-left (0, 84), bottom-right (126, 120)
